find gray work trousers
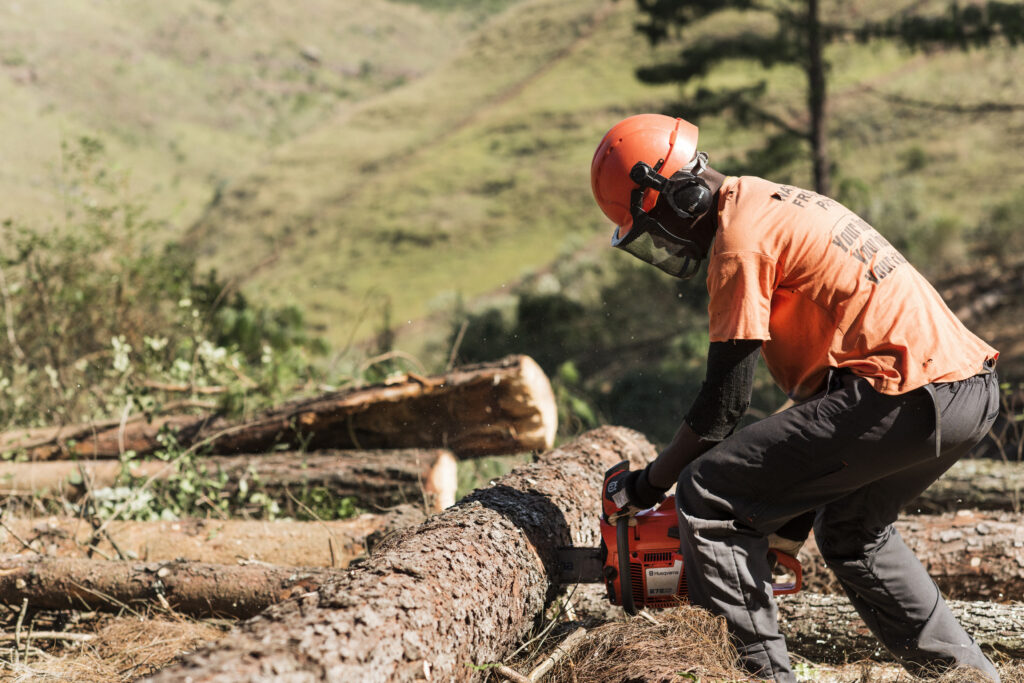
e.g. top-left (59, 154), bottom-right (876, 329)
top-left (676, 368), bottom-right (1001, 682)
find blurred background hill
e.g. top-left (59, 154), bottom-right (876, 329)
top-left (1, 0), bottom-right (1022, 444)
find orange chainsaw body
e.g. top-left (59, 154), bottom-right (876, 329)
top-left (599, 495), bottom-right (802, 611)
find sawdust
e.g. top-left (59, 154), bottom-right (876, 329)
top-left (0, 612), bottom-right (227, 682)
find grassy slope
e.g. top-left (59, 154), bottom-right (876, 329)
top-left (187, 0), bottom-right (679, 348)
top-left (186, 0), bottom-right (1024, 358)
top-left (0, 0), bottom-right (471, 226)
top-left (4, 0), bottom-right (1020, 363)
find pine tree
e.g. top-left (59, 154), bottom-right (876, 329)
top-left (634, 1), bottom-right (1024, 196)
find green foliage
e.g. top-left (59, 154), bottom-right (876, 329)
top-left (854, 2), bottom-right (1024, 50)
top-left (973, 193), bottom-right (1024, 262)
top-left (87, 445), bottom-right (365, 522)
top-left (0, 137), bottom-right (327, 431)
top-left (449, 251), bottom-right (784, 445)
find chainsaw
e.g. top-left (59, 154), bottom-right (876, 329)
top-left (556, 460), bottom-right (802, 614)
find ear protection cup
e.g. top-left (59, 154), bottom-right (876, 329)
top-left (664, 171), bottom-right (713, 220)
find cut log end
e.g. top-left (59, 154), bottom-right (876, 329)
top-left (424, 449), bottom-right (458, 511)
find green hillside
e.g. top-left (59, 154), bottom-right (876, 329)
top-left (0, 0), bottom-right (482, 225)
top-left (3, 0), bottom-right (1022, 371)
top-left (185, 0), bottom-right (1024, 357)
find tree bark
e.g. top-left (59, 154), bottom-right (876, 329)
top-left (910, 458), bottom-right (1024, 513)
top-left (143, 426), bottom-right (656, 683)
top-left (0, 355), bottom-right (557, 460)
top-left (0, 506), bottom-right (426, 568)
top-left (0, 448), bottom-right (458, 512)
top-left (0, 554), bottom-right (337, 619)
top-left (798, 511), bottom-right (1024, 600)
top-left (806, 0), bottom-right (830, 196)
top-left (777, 593), bottom-right (1024, 663)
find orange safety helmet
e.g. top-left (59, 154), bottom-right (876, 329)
top-left (591, 114), bottom-right (711, 279)
top-left (590, 114), bottom-right (699, 237)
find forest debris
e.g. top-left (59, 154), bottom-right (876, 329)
top-left (0, 448), bottom-right (457, 512)
top-left (0, 355), bottom-right (557, 460)
top-left (0, 555), bottom-right (338, 618)
top-left (0, 506), bottom-right (426, 568)
top-left (547, 607), bottom-right (746, 683)
top-left (564, 584), bottom-right (1024, 664)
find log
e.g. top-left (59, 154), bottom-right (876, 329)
top-left (777, 593), bottom-right (1024, 663)
top-left (910, 458), bottom-right (1024, 513)
top-left (0, 554), bottom-right (336, 618)
top-left (0, 448), bottom-right (458, 512)
top-left (143, 426), bottom-right (656, 683)
top-left (798, 511), bottom-right (1024, 600)
top-left (565, 584), bottom-right (1024, 663)
top-left (0, 355), bottom-right (557, 460)
top-left (0, 505), bottom-right (427, 567)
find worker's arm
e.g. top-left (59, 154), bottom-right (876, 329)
top-left (643, 339), bottom-right (762, 491)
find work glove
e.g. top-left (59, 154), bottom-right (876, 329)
top-left (604, 463), bottom-right (669, 523)
top-left (767, 533), bottom-right (806, 559)
top-left (768, 510), bottom-right (816, 560)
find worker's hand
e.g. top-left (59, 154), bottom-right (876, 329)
top-left (603, 465), bottom-right (667, 523)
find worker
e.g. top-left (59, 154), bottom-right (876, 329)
top-left (590, 114), bottom-right (1001, 682)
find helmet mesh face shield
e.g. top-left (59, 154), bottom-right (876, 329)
top-left (611, 217), bottom-right (701, 280)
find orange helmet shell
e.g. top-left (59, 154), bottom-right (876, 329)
top-left (590, 114), bottom-right (699, 237)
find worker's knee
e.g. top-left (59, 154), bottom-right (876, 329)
top-left (813, 514), bottom-right (892, 563)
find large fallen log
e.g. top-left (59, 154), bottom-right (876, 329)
top-left (798, 511), bottom-right (1024, 600)
top-left (143, 426), bottom-right (655, 683)
top-left (566, 584), bottom-right (1024, 663)
top-left (0, 505), bottom-right (426, 567)
top-left (0, 554), bottom-right (335, 619)
top-left (0, 448), bottom-right (458, 512)
top-left (0, 355), bottom-right (557, 460)
top-left (777, 593), bottom-right (1024, 663)
top-left (910, 458), bottom-right (1024, 513)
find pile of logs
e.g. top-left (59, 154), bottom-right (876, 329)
top-left (0, 352), bottom-right (1022, 680)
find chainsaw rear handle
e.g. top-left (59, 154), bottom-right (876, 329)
top-left (768, 549), bottom-right (803, 594)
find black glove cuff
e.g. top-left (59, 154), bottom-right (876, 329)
top-left (627, 464), bottom-right (670, 509)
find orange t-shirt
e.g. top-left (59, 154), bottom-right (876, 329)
top-left (707, 176), bottom-right (997, 401)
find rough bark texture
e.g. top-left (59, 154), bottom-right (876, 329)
top-left (798, 511), bottom-right (1024, 600)
top-left (0, 554), bottom-right (337, 618)
top-left (144, 426), bottom-right (656, 683)
top-left (777, 593), bottom-right (1024, 663)
top-left (0, 355), bottom-right (557, 460)
top-left (0, 506), bottom-right (426, 568)
top-left (0, 449), bottom-right (457, 512)
top-left (910, 458), bottom-right (1024, 513)
top-left (566, 584), bottom-right (1024, 663)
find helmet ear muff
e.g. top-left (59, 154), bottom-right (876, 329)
top-left (664, 170), bottom-right (713, 221)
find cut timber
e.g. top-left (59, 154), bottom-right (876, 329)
top-left (0, 554), bottom-right (336, 618)
top-left (910, 458), bottom-right (1024, 513)
top-left (0, 506), bottom-right (426, 567)
top-left (565, 584), bottom-right (1024, 663)
top-left (144, 426), bottom-right (656, 683)
top-left (0, 448), bottom-right (458, 512)
top-left (0, 355), bottom-right (556, 460)
top-left (778, 593), bottom-right (1024, 663)
top-left (798, 511), bottom-right (1024, 600)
